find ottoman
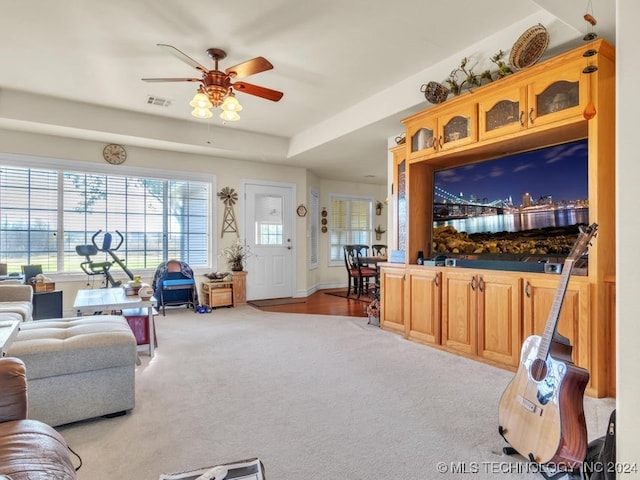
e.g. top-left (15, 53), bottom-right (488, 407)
top-left (6, 315), bottom-right (137, 427)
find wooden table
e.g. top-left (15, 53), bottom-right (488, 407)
top-left (73, 288), bottom-right (157, 357)
top-left (358, 256), bottom-right (387, 266)
top-left (0, 319), bottom-right (20, 356)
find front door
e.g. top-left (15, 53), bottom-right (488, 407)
top-left (243, 181), bottom-right (295, 300)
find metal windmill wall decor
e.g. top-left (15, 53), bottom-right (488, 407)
top-left (218, 187), bottom-right (239, 237)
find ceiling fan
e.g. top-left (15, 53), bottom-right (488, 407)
top-left (142, 44), bottom-right (283, 119)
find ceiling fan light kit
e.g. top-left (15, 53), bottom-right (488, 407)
top-left (143, 44), bottom-right (283, 123)
top-left (189, 91), bottom-right (214, 118)
top-left (189, 92), bottom-right (213, 109)
top-left (221, 91), bottom-right (242, 112)
top-left (192, 105), bottom-right (213, 119)
top-left (218, 90), bottom-right (243, 121)
top-left (220, 109), bottom-right (240, 122)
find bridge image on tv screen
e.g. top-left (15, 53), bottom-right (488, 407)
top-left (432, 138), bottom-right (589, 257)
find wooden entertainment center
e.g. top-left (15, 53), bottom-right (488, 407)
top-left (381, 39), bottom-right (615, 398)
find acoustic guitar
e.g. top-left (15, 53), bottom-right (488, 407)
top-left (498, 223), bottom-right (598, 468)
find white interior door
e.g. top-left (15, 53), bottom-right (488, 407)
top-left (243, 182), bottom-right (294, 300)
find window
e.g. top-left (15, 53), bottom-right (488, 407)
top-left (329, 195), bottom-right (374, 264)
top-left (0, 163), bottom-right (211, 274)
top-left (255, 193), bottom-right (283, 245)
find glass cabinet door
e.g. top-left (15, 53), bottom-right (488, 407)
top-left (527, 58), bottom-right (586, 128)
top-left (535, 80), bottom-right (580, 117)
top-left (478, 85), bottom-right (527, 141)
top-left (397, 159), bottom-right (406, 252)
top-left (436, 103), bottom-right (477, 151)
top-left (411, 127), bottom-right (435, 153)
top-left (485, 100), bottom-right (520, 131)
top-left (442, 115), bottom-right (471, 145)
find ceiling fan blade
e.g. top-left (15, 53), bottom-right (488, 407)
top-left (233, 81), bottom-right (283, 102)
top-left (142, 77), bottom-right (202, 83)
top-left (157, 44), bottom-right (209, 73)
top-left (225, 57), bottom-right (273, 79)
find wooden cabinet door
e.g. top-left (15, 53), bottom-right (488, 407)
top-left (526, 58), bottom-right (586, 129)
top-left (476, 273), bottom-right (522, 367)
top-left (380, 267), bottom-right (405, 334)
top-left (393, 150), bottom-right (407, 253)
top-left (522, 276), bottom-right (590, 373)
top-left (441, 270), bottom-right (477, 355)
top-left (407, 115), bottom-right (438, 160)
top-left (406, 102), bottom-right (477, 160)
top-left (436, 102), bottom-right (478, 152)
top-left (478, 84), bottom-right (528, 141)
top-left (405, 268), bottom-right (441, 345)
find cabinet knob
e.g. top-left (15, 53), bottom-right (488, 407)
top-left (529, 107), bottom-right (535, 125)
top-left (519, 110), bottom-right (525, 127)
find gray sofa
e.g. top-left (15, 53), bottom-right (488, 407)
top-left (0, 283), bottom-right (33, 321)
top-left (6, 315), bottom-right (137, 427)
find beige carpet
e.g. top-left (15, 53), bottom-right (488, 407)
top-left (57, 307), bottom-right (615, 480)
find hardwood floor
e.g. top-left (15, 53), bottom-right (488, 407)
top-left (251, 288), bottom-right (371, 317)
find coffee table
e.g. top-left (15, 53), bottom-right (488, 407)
top-left (0, 319), bottom-right (20, 356)
top-left (73, 288), bottom-right (157, 357)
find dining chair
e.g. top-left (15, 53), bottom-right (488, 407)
top-left (352, 244), bottom-right (370, 267)
top-left (352, 244), bottom-right (369, 255)
top-left (371, 244), bottom-right (387, 256)
top-left (343, 245), bottom-right (377, 298)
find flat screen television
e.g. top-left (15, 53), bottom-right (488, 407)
top-left (432, 138), bottom-right (589, 264)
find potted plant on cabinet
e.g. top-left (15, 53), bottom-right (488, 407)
top-left (219, 240), bottom-right (251, 271)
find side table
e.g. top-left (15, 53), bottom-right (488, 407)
top-left (201, 281), bottom-right (234, 308)
top-left (33, 290), bottom-right (63, 320)
top-left (231, 271), bottom-right (247, 306)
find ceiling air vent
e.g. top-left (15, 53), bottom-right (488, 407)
top-left (146, 95), bottom-right (172, 108)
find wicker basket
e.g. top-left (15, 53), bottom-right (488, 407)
top-left (509, 24), bottom-right (550, 69)
top-left (420, 81), bottom-right (449, 104)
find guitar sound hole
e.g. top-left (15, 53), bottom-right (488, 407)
top-left (530, 358), bottom-right (548, 382)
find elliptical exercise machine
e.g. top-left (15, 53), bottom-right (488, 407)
top-left (76, 230), bottom-right (135, 287)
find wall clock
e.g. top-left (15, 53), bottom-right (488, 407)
top-left (296, 204), bottom-right (307, 217)
top-left (103, 144), bottom-right (127, 165)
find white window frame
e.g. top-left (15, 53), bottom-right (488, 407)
top-left (0, 153), bottom-right (216, 278)
top-left (328, 194), bottom-right (374, 267)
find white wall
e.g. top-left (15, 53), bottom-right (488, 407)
top-left (316, 178), bottom-right (388, 289)
top-left (0, 129), bottom-right (312, 308)
top-left (0, 128), bottom-right (390, 305)
top-left (616, 0), bottom-right (640, 470)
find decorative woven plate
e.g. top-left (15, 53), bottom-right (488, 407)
top-left (509, 24), bottom-right (549, 69)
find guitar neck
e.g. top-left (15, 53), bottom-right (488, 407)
top-left (536, 258), bottom-right (575, 361)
